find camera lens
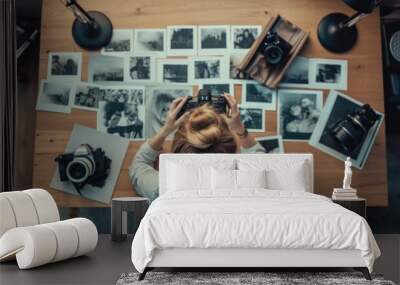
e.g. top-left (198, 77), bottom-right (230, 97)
top-left (264, 45), bottom-right (283, 65)
top-left (66, 157), bottom-right (94, 183)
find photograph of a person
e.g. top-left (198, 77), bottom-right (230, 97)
top-left (201, 83), bottom-right (233, 96)
top-left (157, 59), bottom-right (191, 84)
top-left (101, 29), bottom-right (132, 54)
top-left (167, 26), bottom-right (197, 56)
top-left (134, 29), bottom-right (166, 57)
top-left (243, 82), bottom-right (276, 110)
top-left (239, 107), bottom-right (264, 132)
top-left (279, 56), bottom-right (310, 88)
top-left (309, 58), bottom-right (348, 90)
top-left (192, 57), bottom-right (228, 82)
top-left (47, 52), bottom-right (81, 81)
top-left (36, 80), bottom-right (72, 113)
top-left (231, 25), bottom-right (261, 51)
top-left (229, 53), bottom-right (251, 81)
top-left (88, 54), bottom-right (124, 83)
top-left (198, 25), bottom-right (230, 55)
top-left (125, 56), bottom-right (155, 83)
top-left (278, 89), bottom-right (323, 141)
top-left (72, 82), bottom-right (103, 111)
top-left (256, 136), bottom-right (284, 153)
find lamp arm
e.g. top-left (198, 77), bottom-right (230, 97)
top-left (59, 0), bottom-right (94, 24)
top-left (341, 12), bottom-right (369, 28)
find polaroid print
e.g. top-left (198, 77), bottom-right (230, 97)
top-left (125, 55), bottom-right (155, 83)
top-left (239, 106), bottom-right (265, 132)
top-left (198, 25), bottom-right (230, 56)
top-left (192, 56), bottom-right (229, 82)
top-left (256, 135), bottom-right (284, 153)
top-left (279, 56), bottom-right (310, 88)
top-left (101, 29), bottom-right (133, 55)
top-left (72, 82), bottom-right (103, 111)
top-left (157, 58), bottom-right (193, 85)
top-left (88, 54), bottom-right (125, 84)
top-left (133, 29), bottom-right (166, 57)
top-left (309, 90), bottom-right (383, 169)
top-left (36, 80), bottom-right (72, 113)
top-left (278, 89), bottom-right (324, 141)
top-left (229, 53), bottom-right (252, 82)
top-left (145, 85), bottom-right (193, 139)
top-left (47, 52), bottom-right (82, 81)
top-left (167, 26), bottom-right (197, 56)
top-left (97, 86), bottom-right (146, 141)
top-left (242, 82), bottom-right (276, 111)
top-left (201, 83), bottom-right (234, 96)
top-left (231, 25), bottom-right (261, 52)
top-left (309, 58), bottom-right (348, 90)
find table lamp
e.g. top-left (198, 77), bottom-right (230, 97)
top-left (317, 0), bottom-right (378, 53)
top-left (60, 0), bottom-right (113, 50)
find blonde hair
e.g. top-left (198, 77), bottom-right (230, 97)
top-left (171, 104), bottom-right (237, 153)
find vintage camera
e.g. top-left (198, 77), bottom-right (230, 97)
top-left (55, 144), bottom-right (111, 194)
top-left (260, 31), bottom-right (292, 66)
top-left (177, 89), bottom-right (229, 118)
top-left (329, 104), bottom-right (379, 153)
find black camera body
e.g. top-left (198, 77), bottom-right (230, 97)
top-left (261, 31), bottom-right (292, 66)
top-left (329, 104), bottom-right (379, 154)
top-left (55, 144), bottom-right (111, 194)
top-left (177, 89), bottom-right (229, 118)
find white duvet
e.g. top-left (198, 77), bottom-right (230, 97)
top-left (131, 190), bottom-right (380, 273)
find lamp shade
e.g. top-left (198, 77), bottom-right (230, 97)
top-left (343, 0), bottom-right (376, 13)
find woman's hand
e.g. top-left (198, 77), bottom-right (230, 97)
top-left (159, 96), bottom-right (189, 137)
top-left (223, 93), bottom-right (245, 134)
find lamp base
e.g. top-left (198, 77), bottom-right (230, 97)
top-left (317, 12), bottom-right (358, 53)
top-left (72, 11), bottom-right (113, 51)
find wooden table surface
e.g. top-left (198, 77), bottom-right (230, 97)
top-left (34, 0), bottom-right (388, 207)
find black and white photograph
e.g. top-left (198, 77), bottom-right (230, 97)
top-left (309, 58), bottom-right (348, 90)
top-left (36, 80), bottom-right (72, 113)
top-left (157, 59), bottom-right (192, 84)
top-left (243, 82), bottom-right (276, 110)
top-left (279, 56), bottom-right (310, 88)
top-left (309, 90), bottom-right (383, 169)
top-left (256, 136), bottom-right (284, 153)
top-left (125, 56), bottom-right (155, 83)
top-left (47, 52), bottom-right (81, 81)
top-left (198, 25), bottom-right (230, 56)
top-left (239, 106), bottom-right (264, 132)
top-left (88, 54), bottom-right (124, 83)
top-left (145, 85), bottom-right (193, 139)
top-left (231, 25), bottom-right (261, 51)
top-left (167, 26), bottom-right (197, 56)
top-left (101, 29), bottom-right (133, 55)
top-left (72, 82), bottom-right (103, 111)
top-left (192, 56), bottom-right (229, 82)
top-left (97, 86), bottom-right (146, 141)
top-left (229, 53), bottom-right (251, 81)
top-left (133, 29), bottom-right (166, 57)
top-left (201, 83), bottom-right (233, 96)
top-left (278, 89), bottom-right (323, 141)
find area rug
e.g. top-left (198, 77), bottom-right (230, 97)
top-left (116, 271), bottom-right (396, 285)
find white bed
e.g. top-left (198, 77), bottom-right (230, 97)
top-left (131, 154), bottom-right (380, 280)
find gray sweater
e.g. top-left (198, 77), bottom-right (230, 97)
top-left (129, 141), bottom-right (266, 201)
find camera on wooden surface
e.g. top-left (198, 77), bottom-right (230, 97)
top-left (260, 31), bottom-right (292, 66)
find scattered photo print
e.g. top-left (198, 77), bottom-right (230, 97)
top-left (256, 135), bottom-right (284, 153)
top-left (279, 56), bottom-right (310, 88)
top-left (157, 59), bottom-right (192, 84)
top-left (167, 26), bottom-right (197, 56)
top-left (125, 56), bottom-right (155, 83)
top-left (201, 83), bottom-right (233, 96)
top-left (72, 82), bottom-right (103, 111)
top-left (88, 54), bottom-right (124, 83)
top-left (134, 29), bottom-right (166, 57)
top-left (36, 80), bottom-right (72, 113)
top-left (47, 52), bottom-right (81, 81)
top-left (97, 86), bottom-right (146, 140)
top-left (278, 89), bottom-right (323, 141)
top-left (192, 56), bottom-right (228, 82)
top-left (309, 58), bottom-right (348, 90)
top-left (101, 29), bottom-right (133, 55)
top-left (239, 107), bottom-right (264, 132)
top-left (229, 53), bottom-right (251, 81)
top-left (198, 25), bottom-right (230, 56)
top-left (243, 82), bottom-right (276, 110)
top-left (231, 25), bottom-right (261, 51)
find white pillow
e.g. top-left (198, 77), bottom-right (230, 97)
top-left (211, 168), bottom-right (236, 190)
top-left (211, 169), bottom-right (267, 190)
top-left (236, 169), bottom-right (267, 189)
top-left (167, 163), bottom-right (210, 191)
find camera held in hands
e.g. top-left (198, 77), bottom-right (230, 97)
top-left (55, 144), bottom-right (112, 194)
top-left (261, 31), bottom-right (292, 66)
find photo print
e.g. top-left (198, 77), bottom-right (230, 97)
top-left (256, 136), bottom-right (284, 153)
top-left (239, 106), bottom-right (265, 132)
top-left (88, 54), bottom-right (124, 83)
top-left (229, 53), bottom-right (251, 81)
top-left (125, 55), bottom-right (155, 83)
top-left (101, 29), bottom-right (133, 55)
top-left (145, 85), bottom-right (193, 139)
top-left (309, 58), bottom-right (348, 90)
top-left (133, 29), bottom-right (166, 57)
top-left (231, 25), bottom-right (261, 52)
top-left (242, 82), bottom-right (276, 111)
top-left (72, 82), bottom-right (103, 111)
top-left (278, 89), bottom-right (323, 141)
top-left (279, 56), bottom-right (310, 88)
top-left (97, 86), bottom-right (146, 140)
top-left (47, 52), bottom-right (81, 81)
top-left (192, 56), bottom-right (229, 82)
top-left (309, 90), bottom-right (383, 169)
top-left (198, 25), bottom-right (230, 56)
top-left (201, 83), bottom-right (234, 96)
top-left (167, 26), bottom-right (197, 56)
top-left (36, 80), bottom-right (73, 113)
top-left (157, 59), bottom-right (192, 84)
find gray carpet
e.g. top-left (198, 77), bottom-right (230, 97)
top-left (116, 272), bottom-right (396, 285)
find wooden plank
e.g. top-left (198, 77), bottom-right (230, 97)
top-left (34, 0), bottom-right (388, 207)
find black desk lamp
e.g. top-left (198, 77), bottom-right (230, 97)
top-left (317, 0), bottom-right (379, 53)
top-left (60, 0), bottom-right (113, 50)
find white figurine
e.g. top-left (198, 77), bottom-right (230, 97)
top-left (342, 157), bottom-right (352, 190)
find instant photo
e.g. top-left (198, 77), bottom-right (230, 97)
top-left (278, 89), bottom-right (323, 141)
top-left (47, 52), bottom-right (82, 81)
top-left (167, 26), bottom-right (197, 56)
top-left (72, 82), bottom-right (103, 111)
top-left (125, 56), bottom-right (155, 83)
top-left (198, 25), bottom-right (230, 56)
top-left (279, 56), bottom-right (310, 88)
top-left (88, 54), bottom-right (124, 83)
top-left (229, 53), bottom-right (252, 81)
top-left (157, 59), bottom-right (192, 84)
top-left (239, 106), bottom-right (264, 132)
top-left (101, 29), bottom-right (133, 55)
top-left (36, 80), bottom-right (72, 113)
top-left (201, 83), bottom-right (233, 96)
top-left (231, 25), bottom-right (261, 52)
top-left (243, 82), bottom-right (276, 111)
top-left (192, 56), bottom-right (229, 82)
top-left (309, 58), bottom-right (348, 90)
top-left (256, 136), bottom-right (284, 153)
top-left (134, 29), bottom-right (166, 57)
